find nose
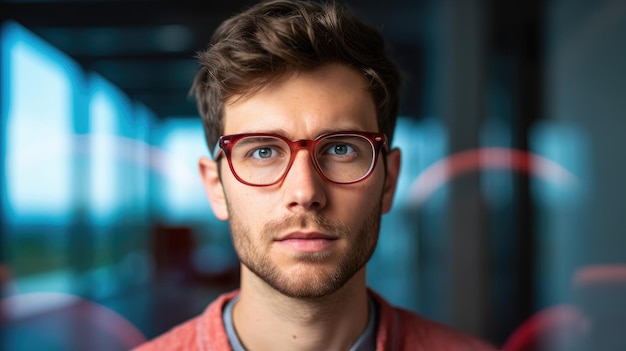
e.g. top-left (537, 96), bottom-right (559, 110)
top-left (281, 149), bottom-right (327, 212)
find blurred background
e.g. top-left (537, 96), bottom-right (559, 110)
top-left (1, 0), bottom-right (625, 350)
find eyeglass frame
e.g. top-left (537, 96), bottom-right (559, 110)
top-left (212, 131), bottom-right (388, 187)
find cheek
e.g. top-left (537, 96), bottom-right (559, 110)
top-left (330, 180), bottom-right (383, 217)
top-left (355, 169), bottom-right (385, 198)
top-left (223, 182), bottom-right (281, 223)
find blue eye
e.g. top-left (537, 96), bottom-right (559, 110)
top-left (326, 144), bottom-right (355, 155)
top-left (252, 147), bottom-right (275, 159)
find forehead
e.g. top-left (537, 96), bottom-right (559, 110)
top-left (222, 64), bottom-right (378, 138)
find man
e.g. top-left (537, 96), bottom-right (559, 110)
top-left (135, 0), bottom-right (496, 350)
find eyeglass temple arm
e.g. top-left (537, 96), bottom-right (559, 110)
top-left (212, 140), bottom-right (222, 160)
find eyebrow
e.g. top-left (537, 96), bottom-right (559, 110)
top-left (241, 128), bottom-right (289, 136)
top-left (236, 136), bottom-right (285, 144)
top-left (237, 127), bottom-right (369, 140)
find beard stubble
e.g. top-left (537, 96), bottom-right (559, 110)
top-left (228, 200), bottom-right (382, 299)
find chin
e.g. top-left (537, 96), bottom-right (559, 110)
top-left (244, 255), bottom-right (367, 299)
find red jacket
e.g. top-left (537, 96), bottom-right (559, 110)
top-left (133, 290), bottom-right (496, 351)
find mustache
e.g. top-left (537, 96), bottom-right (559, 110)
top-left (261, 212), bottom-right (351, 239)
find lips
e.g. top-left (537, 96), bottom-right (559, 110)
top-left (274, 231), bottom-right (338, 252)
top-left (276, 232), bottom-right (337, 241)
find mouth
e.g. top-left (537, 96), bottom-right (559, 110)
top-left (275, 232), bottom-right (338, 252)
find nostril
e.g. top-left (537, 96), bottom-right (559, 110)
top-left (289, 201), bottom-right (321, 208)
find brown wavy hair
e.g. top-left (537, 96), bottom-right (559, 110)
top-left (191, 0), bottom-right (402, 152)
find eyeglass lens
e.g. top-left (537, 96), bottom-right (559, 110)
top-left (228, 135), bottom-right (375, 185)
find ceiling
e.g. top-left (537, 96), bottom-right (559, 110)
top-left (1, 0), bottom-right (424, 119)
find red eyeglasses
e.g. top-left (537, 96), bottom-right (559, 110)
top-left (213, 131), bottom-right (387, 186)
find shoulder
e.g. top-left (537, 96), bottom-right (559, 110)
top-left (370, 290), bottom-right (497, 351)
top-left (132, 316), bottom-right (201, 351)
top-left (394, 308), bottom-right (497, 351)
top-left (131, 290), bottom-right (239, 351)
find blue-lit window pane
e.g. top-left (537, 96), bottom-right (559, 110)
top-left (132, 102), bottom-right (155, 219)
top-left (399, 116), bottom-right (449, 210)
top-left (154, 118), bottom-right (214, 223)
top-left (2, 22), bottom-right (78, 226)
top-left (480, 117), bottom-right (514, 206)
top-left (87, 74), bottom-right (133, 225)
top-left (530, 121), bottom-right (588, 207)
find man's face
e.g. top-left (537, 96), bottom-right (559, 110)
top-left (201, 63), bottom-right (400, 298)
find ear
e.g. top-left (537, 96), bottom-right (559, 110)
top-left (198, 156), bottom-right (229, 220)
top-left (381, 148), bottom-right (401, 214)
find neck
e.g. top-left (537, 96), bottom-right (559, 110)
top-left (233, 265), bottom-right (370, 351)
